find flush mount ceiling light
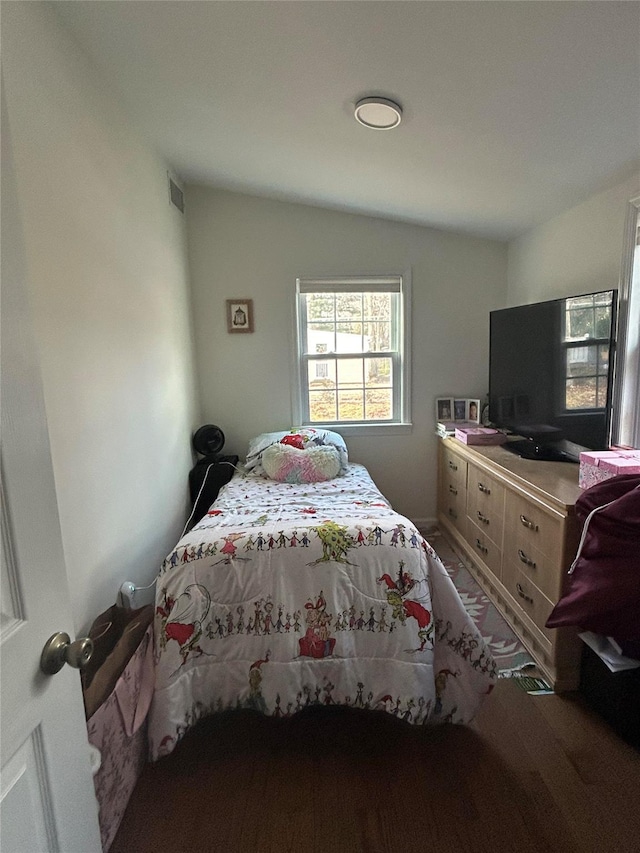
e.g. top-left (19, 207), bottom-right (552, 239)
top-left (354, 97), bottom-right (403, 129)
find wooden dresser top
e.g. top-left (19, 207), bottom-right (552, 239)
top-left (442, 437), bottom-right (584, 511)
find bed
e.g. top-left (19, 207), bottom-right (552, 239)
top-left (148, 429), bottom-right (497, 759)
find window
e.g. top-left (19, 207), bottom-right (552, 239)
top-left (612, 196), bottom-right (640, 449)
top-left (562, 291), bottom-right (614, 411)
top-left (294, 275), bottom-right (411, 430)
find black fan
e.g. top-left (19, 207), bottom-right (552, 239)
top-left (192, 424), bottom-right (225, 459)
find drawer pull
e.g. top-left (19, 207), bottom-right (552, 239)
top-left (516, 582), bottom-right (533, 604)
top-left (475, 538), bottom-right (488, 555)
top-left (477, 511), bottom-right (490, 525)
top-left (448, 508), bottom-right (458, 520)
top-left (449, 485), bottom-right (458, 495)
top-left (477, 482), bottom-right (491, 494)
top-left (518, 549), bottom-right (536, 569)
top-left (448, 461), bottom-right (458, 471)
top-left (520, 514), bottom-right (539, 531)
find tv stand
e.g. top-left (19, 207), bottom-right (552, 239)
top-left (504, 439), bottom-right (576, 463)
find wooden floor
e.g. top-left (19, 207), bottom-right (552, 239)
top-left (111, 679), bottom-right (640, 853)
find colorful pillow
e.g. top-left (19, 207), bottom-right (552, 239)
top-left (245, 428), bottom-right (348, 476)
top-left (261, 443), bottom-right (342, 483)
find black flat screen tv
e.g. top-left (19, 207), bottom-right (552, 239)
top-left (489, 290), bottom-right (617, 462)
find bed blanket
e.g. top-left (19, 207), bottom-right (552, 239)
top-left (149, 464), bottom-right (496, 759)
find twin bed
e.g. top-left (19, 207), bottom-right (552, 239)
top-left (148, 429), bottom-right (497, 759)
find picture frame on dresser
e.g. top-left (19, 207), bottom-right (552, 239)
top-left (466, 399), bottom-right (481, 423)
top-left (454, 399), bottom-right (467, 421)
top-left (436, 397), bottom-right (453, 421)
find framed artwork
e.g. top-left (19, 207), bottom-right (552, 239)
top-left (453, 399), bottom-right (467, 421)
top-left (226, 299), bottom-right (254, 333)
top-left (466, 399), bottom-right (481, 423)
top-left (436, 397), bottom-right (454, 422)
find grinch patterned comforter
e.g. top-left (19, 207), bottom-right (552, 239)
top-left (148, 464), bottom-right (496, 759)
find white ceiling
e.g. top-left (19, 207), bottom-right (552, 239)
top-left (55, 1), bottom-right (640, 241)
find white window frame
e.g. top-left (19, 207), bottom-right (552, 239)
top-left (611, 195), bottom-right (640, 449)
top-left (293, 273), bottom-right (412, 435)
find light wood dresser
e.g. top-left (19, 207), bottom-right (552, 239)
top-left (437, 436), bottom-right (584, 691)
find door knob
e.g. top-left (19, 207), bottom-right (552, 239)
top-left (40, 632), bottom-right (94, 675)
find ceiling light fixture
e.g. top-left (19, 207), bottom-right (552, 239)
top-left (354, 97), bottom-right (403, 130)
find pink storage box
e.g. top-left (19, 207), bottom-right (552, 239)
top-left (454, 427), bottom-right (507, 446)
top-left (579, 449), bottom-right (640, 489)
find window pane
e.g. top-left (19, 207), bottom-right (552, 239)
top-left (566, 377), bottom-right (598, 410)
top-left (566, 345), bottom-right (597, 378)
top-left (363, 292), bottom-right (391, 320)
top-left (365, 322), bottom-right (391, 352)
top-left (336, 322), bottom-right (364, 352)
top-left (365, 357), bottom-right (392, 386)
top-left (309, 390), bottom-right (337, 422)
top-left (565, 307), bottom-right (594, 341)
top-left (336, 293), bottom-right (362, 321)
top-left (595, 306), bottom-right (612, 337)
top-left (307, 323), bottom-right (335, 354)
top-left (308, 359), bottom-right (336, 388)
top-left (337, 358), bottom-right (363, 388)
top-left (307, 293), bottom-right (334, 320)
top-left (564, 291), bottom-right (613, 342)
top-left (338, 390), bottom-right (364, 420)
top-left (365, 388), bottom-right (392, 419)
top-left (596, 375), bottom-right (609, 408)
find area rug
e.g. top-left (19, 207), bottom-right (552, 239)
top-left (425, 527), bottom-right (536, 676)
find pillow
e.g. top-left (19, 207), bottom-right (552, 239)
top-left (245, 428), bottom-right (348, 476)
top-left (262, 443), bottom-right (342, 483)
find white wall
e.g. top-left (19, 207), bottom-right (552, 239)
top-left (507, 174), bottom-right (640, 305)
top-left (508, 174), bottom-right (640, 449)
top-left (1, 2), bottom-right (200, 633)
top-left (187, 188), bottom-right (507, 524)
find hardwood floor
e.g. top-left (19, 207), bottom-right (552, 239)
top-left (111, 679), bottom-right (640, 853)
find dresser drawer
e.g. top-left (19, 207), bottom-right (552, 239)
top-left (466, 463), bottom-right (505, 548)
top-left (502, 560), bottom-right (555, 640)
top-left (466, 520), bottom-right (502, 582)
top-left (438, 493), bottom-right (467, 534)
top-left (439, 445), bottom-right (467, 535)
top-left (502, 525), bottom-right (563, 602)
top-left (441, 445), bottom-right (467, 489)
top-left (504, 492), bottom-right (563, 561)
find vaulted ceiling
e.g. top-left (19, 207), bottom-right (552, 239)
top-left (55, 1), bottom-right (640, 240)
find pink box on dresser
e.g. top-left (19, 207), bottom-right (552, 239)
top-left (578, 449), bottom-right (640, 489)
top-left (454, 427), bottom-right (507, 446)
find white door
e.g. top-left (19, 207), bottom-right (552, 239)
top-left (0, 83), bottom-right (102, 852)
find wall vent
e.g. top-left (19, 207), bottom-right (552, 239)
top-left (168, 175), bottom-right (185, 213)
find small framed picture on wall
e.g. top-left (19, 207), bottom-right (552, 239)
top-left (226, 299), bottom-right (254, 333)
top-left (466, 399), bottom-right (481, 423)
top-left (436, 397), bottom-right (454, 422)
